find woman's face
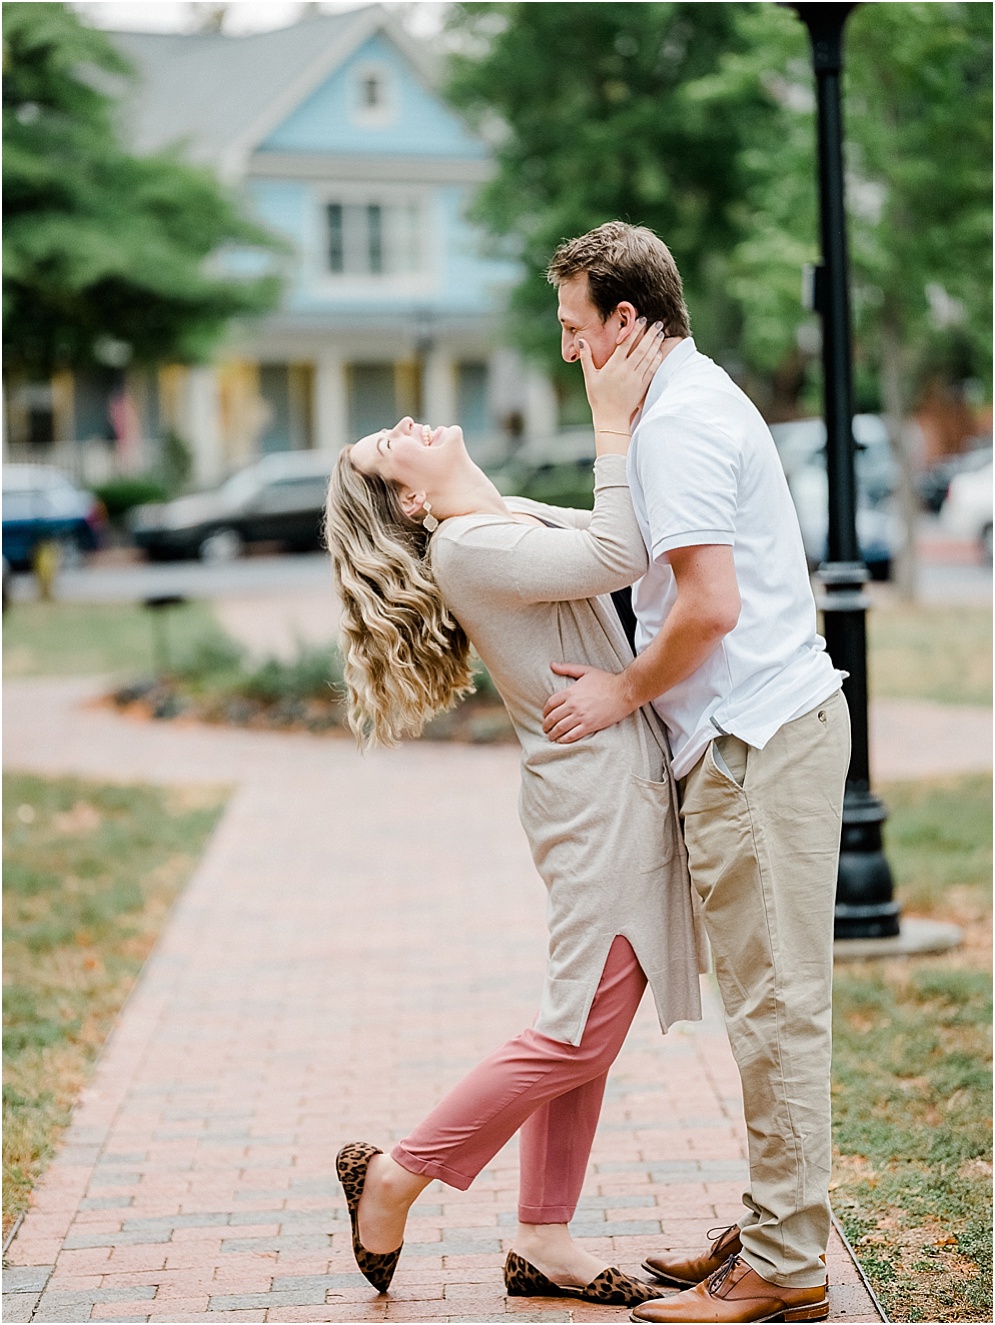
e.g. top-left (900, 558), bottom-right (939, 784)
top-left (349, 417), bottom-right (467, 498)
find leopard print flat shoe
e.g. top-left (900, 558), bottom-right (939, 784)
top-left (335, 1141), bottom-right (402, 1294)
top-left (505, 1249), bottom-right (664, 1306)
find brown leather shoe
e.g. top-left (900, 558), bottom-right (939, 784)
top-left (630, 1256), bottom-right (829, 1323)
top-left (643, 1223), bottom-right (742, 1287)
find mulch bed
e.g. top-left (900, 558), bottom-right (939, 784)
top-left (105, 678), bottom-right (516, 744)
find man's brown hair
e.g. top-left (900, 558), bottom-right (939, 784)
top-left (547, 221), bottom-right (691, 338)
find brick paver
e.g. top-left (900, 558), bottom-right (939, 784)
top-left (2, 678), bottom-right (895, 1322)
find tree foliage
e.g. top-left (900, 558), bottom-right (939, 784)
top-left (709, 2), bottom-right (993, 404)
top-left (2, 2), bottom-right (282, 377)
top-left (695, 2), bottom-right (992, 595)
top-left (445, 2), bottom-right (775, 389)
top-left (844, 2), bottom-right (992, 391)
top-left (445, 2), bottom-right (992, 418)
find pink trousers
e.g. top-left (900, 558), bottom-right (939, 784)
top-left (392, 936), bottom-right (647, 1223)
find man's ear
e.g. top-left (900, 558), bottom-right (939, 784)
top-left (398, 488), bottom-right (426, 520)
top-left (614, 301), bottom-right (640, 343)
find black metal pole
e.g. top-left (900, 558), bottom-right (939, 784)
top-left (145, 594), bottom-right (185, 678)
top-left (791, 3), bottom-right (900, 938)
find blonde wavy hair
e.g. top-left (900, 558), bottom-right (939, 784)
top-left (325, 446), bottom-right (475, 747)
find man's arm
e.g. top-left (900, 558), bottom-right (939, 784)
top-left (541, 543), bottom-right (741, 743)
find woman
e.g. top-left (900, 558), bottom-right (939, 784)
top-left (326, 321), bottom-right (705, 1306)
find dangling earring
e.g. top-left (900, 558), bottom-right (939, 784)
top-left (422, 502), bottom-right (439, 533)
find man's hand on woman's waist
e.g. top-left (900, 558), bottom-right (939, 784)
top-left (542, 665), bottom-right (636, 744)
top-left (542, 544), bottom-right (741, 744)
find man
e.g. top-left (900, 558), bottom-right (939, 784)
top-left (543, 222), bottom-right (849, 1325)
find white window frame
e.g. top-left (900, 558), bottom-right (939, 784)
top-left (313, 183), bottom-right (435, 296)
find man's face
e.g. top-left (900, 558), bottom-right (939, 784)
top-left (557, 274), bottom-right (623, 369)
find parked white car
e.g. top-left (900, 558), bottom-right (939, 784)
top-left (788, 463), bottom-right (898, 580)
top-left (768, 414), bottom-right (899, 579)
top-left (768, 414), bottom-right (896, 504)
top-left (941, 459), bottom-right (993, 564)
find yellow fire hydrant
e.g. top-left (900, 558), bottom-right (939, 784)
top-left (32, 540), bottom-right (60, 601)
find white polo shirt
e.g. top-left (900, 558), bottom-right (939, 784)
top-left (627, 339), bottom-right (843, 779)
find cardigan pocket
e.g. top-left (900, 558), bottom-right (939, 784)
top-left (626, 771), bottom-right (678, 870)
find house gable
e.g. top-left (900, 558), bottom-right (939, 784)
top-left (258, 32), bottom-right (485, 160)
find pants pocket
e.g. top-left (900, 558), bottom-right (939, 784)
top-left (713, 734), bottom-right (749, 788)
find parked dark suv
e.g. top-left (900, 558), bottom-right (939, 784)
top-left (129, 451), bottom-right (335, 561)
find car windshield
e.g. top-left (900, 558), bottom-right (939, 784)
top-left (217, 469), bottom-right (263, 509)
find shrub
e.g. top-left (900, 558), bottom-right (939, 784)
top-left (238, 644), bottom-right (345, 704)
top-left (160, 431), bottom-right (193, 493)
top-left (93, 476), bottom-right (170, 523)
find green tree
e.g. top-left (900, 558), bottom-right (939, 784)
top-left (682, 5), bottom-right (819, 410)
top-left (445, 1), bottom-right (776, 413)
top-left (706, 3), bottom-right (993, 595)
top-left (2, 2), bottom-right (282, 379)
top-left (446, 2), bottom-right (992, 597)
top-left (846, 2), bottom-right (992, 596)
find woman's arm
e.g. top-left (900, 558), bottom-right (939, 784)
top-left (511, 456), bottom-right (647, 600)
top-left (587, 319), bottom-right (665, 456)
top-left (506, 497), bottom-right (594, 530)
top-left (433, 456), bottom-right (647, 604)
top-left (432, 325), bottom-right (663, 604)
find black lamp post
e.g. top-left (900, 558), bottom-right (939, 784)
top-left (790, 2), bottom-right (900, 938)
top-left (144, 594), bottom-right (185, 677)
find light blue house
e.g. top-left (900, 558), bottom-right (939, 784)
top-left (102, 5), bottom-right (558, 483)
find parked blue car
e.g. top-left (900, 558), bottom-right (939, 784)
top-left (2, 464), bottom-right (106, 570)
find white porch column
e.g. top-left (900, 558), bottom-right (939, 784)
top-left (422, 348), bottom-right (457, 426)
top-left (314, 350), bottom-right (349, 453)
top-left (523, 367), bottom-right (559, 442)
top-left (186, 366), bottom-right (224, 486)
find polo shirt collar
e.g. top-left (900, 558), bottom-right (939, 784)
top-left (642, 336), bottom-right (697, 414)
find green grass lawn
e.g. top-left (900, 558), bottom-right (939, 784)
top-left (867, 604), bottom-right (992, 707)
top-left (2, 598), bottom-right (230, 679)
top-left (2, 773), bottom-right (228, 1239)
top-left (882, 773), bottom-right (994, 915)
top-left (832, 773), bottom-right (993, 1322)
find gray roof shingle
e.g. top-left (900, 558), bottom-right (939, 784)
top-left (107, 7), bottom-right (408, 171)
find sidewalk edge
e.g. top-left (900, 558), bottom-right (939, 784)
top-left (830, 1209), bottom-right (890, 1323)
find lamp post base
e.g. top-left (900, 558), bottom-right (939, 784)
top-left (816, 560), bottom-right (902, 940)
top-left (835, 783), bottom-right (901, 939)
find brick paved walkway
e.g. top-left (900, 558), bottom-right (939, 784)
top-left (2, 679), bottom-right (898, 1323)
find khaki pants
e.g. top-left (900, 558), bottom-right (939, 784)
top-left (679, 691), bottom-right (850, 1289)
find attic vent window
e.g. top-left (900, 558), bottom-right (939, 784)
top-left (362, 74), bottom-right (384, 109)
top-left (353, 63), bottom-right (393, 124)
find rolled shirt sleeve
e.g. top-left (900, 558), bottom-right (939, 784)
top-left (635, 414), bottom-right (740, 559)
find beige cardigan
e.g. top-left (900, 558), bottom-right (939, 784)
top-left (430, 454), bottom-right (706, 1046)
